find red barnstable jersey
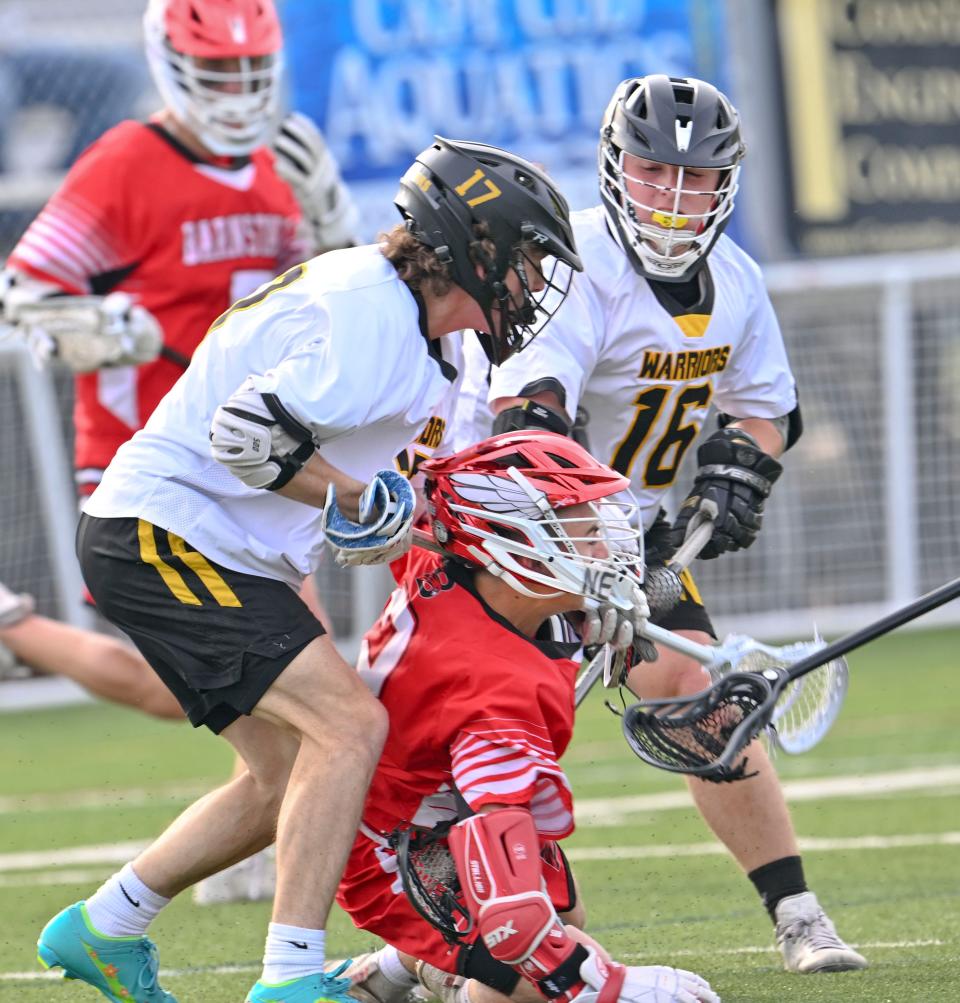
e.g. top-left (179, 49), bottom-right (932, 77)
top-left (337, 550), bottom-right (580, 967)
top-left (8, 120), bottom-right (308, 486)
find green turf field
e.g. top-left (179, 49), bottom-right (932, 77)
top-left (2, 627), bottom-right (958, 1002)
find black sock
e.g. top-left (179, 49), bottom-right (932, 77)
top-left (748, 855), bottom-right (808, 922)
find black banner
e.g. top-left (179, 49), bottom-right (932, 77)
top-left (773, 0), bottom-right (960, 255)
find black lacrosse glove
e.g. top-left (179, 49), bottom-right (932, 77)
top-left (672, 427), bottom-right (783, 560)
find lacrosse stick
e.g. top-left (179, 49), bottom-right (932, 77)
top-left (620, 574), bottom-right (960, 783)
top-left (414, 520), bottom-right (847, 753)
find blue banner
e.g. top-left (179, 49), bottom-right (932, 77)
top-left (282, 0), bottom-right (730, 233)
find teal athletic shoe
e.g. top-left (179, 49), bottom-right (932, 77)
top-left (247, 960), bottom-right (355, 1003)
top-left (37, 902), bottom-right (177, 1002)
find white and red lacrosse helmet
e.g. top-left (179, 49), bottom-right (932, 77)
top-left (422, 431), bottom-right (644, 603)
top-left (144, 0), bottom-right (284, 157)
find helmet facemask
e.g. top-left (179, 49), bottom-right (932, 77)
top-left (598, 75), bottom-right (745, 283)
top-left (600, 145), bottom-right (739, 281)
top-left (434, 466), bottom-right (645, 610)
top-left (144, 1), bottom-right (283, 158)
top-left (475, 238), bottom-right (576, 367)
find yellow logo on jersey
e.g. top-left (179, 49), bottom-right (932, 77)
top-left (639, 346), bottom-right (731, 381)
top-left (416, 416), bottom-right (446, 449)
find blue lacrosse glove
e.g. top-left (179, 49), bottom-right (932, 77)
top-left (322, 469), bottom-right (415, 567)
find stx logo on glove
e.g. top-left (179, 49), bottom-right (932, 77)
top-left (484, 921), bottom-right (518, 948)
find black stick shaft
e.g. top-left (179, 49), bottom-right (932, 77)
top-left (783, 575), bottom-right (960, 683)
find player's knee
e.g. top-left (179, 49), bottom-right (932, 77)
top-left (345, 694), bottom-right (389, 761)
top-left (305, 688), bottom-right (387, 764)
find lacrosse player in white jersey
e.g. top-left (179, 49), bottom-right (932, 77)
top-left (455, 75), bottom-right (867, 976)
top-left (35, 136), bottom-right (582, 1003)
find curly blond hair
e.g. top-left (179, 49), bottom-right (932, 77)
top-left (379, 223), bottom-right (499, 298)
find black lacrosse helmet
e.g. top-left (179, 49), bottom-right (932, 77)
top-left (599, 75), bottom-right (745, 282)
top-left (395, 136), bottom-right (582, 366)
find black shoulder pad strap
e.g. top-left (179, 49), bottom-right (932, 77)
top-left (261, 392), bottom-right (314, 444)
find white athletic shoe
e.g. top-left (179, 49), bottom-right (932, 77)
top-left (775, 892), bottom-right (868, 973)
top-left (341, 951), bottom-right (420, 1003)
top-left (192, 846), bottom-right (276, 905)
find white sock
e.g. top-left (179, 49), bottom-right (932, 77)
top-left (262, 923), bottom-right (325, 984)
top-left (85, 862), bottom-right (170, 937)
top-left (376, 945), bottom-right (417, 988)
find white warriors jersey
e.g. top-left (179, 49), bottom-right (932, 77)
top-left (456, 206), bottom-right (797, 529)
top-left (85, 245), bottom-right (460, 585)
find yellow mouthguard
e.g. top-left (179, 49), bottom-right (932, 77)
top-left (652, 211), bottom-right (688, 229)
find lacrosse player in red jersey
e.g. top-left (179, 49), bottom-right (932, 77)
top-left (336, 431), bottom-right (718, 1003)
top-left (0, 0), bottom-right (359, 717)
top-left (454, 75), bottom-right (867, 976)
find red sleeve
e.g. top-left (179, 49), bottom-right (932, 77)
top-left (446, 655), bottom-right (576, 839)
top-left (8, 123), bottom-right (143, 294)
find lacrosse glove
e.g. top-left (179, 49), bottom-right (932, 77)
top-left (672, 427), bottom-right (782, 560)
top-left (323, 470), bottom-right (415, 567)
top-left (272, 111), bottom-right (361, 252)
top-left (582, 583), bottom-right (658, 666)
top-left (572, 950), bottom-right (719, 1003)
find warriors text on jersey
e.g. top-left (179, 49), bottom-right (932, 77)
top-left (7, 120), bottom-right (309, 484)
top-left (458, 206), bottom-right (797, 528)
top-left (83, 246), bottom-right (459, 585)
top-left (337, 548), bottom-right (579, 965)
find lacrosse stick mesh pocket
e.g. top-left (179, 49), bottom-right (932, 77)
top-left (390, 824), bottom-right (472, 943)
top-left (621, 672), bottom-right (774, 782)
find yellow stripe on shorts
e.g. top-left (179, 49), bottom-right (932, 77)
top-left (167, 532), bottom-right (242, 608)
top-left (137, 519), bottom-right (202, 606)
top-left (678, 567), bottom-right (704, 606)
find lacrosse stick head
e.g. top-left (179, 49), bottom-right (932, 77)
top-left (765, 636), bottom-right (849, 754)
top-left (709, 633), bottom-right (849, 755)
top-left (620, 670), bottom-right (780, 782)
top-left (389, 824), bottom-right (472, 944)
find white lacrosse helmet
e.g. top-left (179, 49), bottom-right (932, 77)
top-left (599, 75), bottom-right (744, 282)
top-left (144, 0), bottom-right (284, 157)
top-left (422, 431), bottom-right (644, 608)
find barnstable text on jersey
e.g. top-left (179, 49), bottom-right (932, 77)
top-left (639, 345), bottom-right (732, 382)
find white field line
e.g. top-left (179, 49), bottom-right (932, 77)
top-left (6, 763), bottom-right (959, 820)
top-left (0, 940), bottom-right (948, 982)
top-left (3, 830), bottom-right (960, 880)
top-left (0, 781), bottom-right (211, 815)
top-left (3, 764), bottom-right (959, 874)
top-left (575, 764), bottom-right (960, 825)
top-left (565, 831), bottom-right (960, 861)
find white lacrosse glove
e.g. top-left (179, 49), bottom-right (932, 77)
top-left (12, 292), bottom-right (163, 373)
top-left (272, 111), bottom-right (361, 252)
top-left (0, 581), bottom-right (35, 628)
top-left (322, 469), bottom-right (415, 567)
top-left (582, 584), bottom-right (658, 663)
top-left (574, 950), bottom-right (719, 1003)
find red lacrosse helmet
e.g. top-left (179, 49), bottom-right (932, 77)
top-left (422, 431), bottom-right (644, 604)
top-left (144, 0), bottom-right (284, 156)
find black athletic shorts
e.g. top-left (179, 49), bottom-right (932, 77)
top-left (76, 513), bottom-right (326, 734)
top-left (645, 509), bottom-right (715, 638)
